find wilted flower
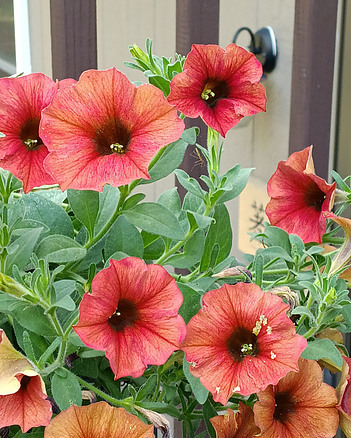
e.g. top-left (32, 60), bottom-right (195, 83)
top-left (168, 43), bottom-right (266, 137)
top-left (41, 68), bottom-right (184, 191)
top-left (266, 146), bottom-right (336, 243)
top-left (0, 329), bottom-right (52, 432)
top-left (0, 73), bottom-right (74, 193)
top-left (74, 257), bottom-right (186, 379)
top-left (254, 358), bottom-right (339, 438)
top-left (44, 402), bottom-right (154, 438)
top-left (210, 403), bottom-right (260, 437)
top-left (181, 282), bottom-right (307, 404)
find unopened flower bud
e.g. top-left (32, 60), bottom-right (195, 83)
top-left (129, 44), bottom-right (149, 64)
top-left (0, 273), bottom-right (31, 298)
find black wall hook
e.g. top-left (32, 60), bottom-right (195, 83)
top-left (233, 26), bottom-right (278, 74)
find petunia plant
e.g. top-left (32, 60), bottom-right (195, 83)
top-left (0, 38), bottom-right (351, 438)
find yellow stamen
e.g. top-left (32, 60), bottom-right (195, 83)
top-left (24, 139), bottom-right (38, 149)
top-left (110, 143), bottom-right (125, 154)
top-left (201, 88), bottom-right (215, 101)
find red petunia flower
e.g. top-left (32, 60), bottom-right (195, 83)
top-left (210, 403), bottom-right (260, 438)
top-left (266, 146), bottom-right (336, 244)
top-left (0, 73), bottom-right (74, 193)
top-left (181, 282), bottom-right (306, 405)
top-left (254, 358), bottom-right (339, 438)
top-left (44, 402), bottom-right (154, 438)
top-left (41, 68), bottom-right (185, 191)
top-left (0, 329), bottom-right (52, 432)
top-left (73, 257), bottom-right (186, 379)
top-left (167, 43), bottom-right (266, 137)
top-left (336, 356), bottom-right (351, 436)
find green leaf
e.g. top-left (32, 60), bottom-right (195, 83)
top-left (5, 227), bottom-right (43, 274)
top-left (178, 283), bottom-right (202, 324)
top-left (264, 225), bottom-right (292, 255)
top-left (167, 229), bottom-right (205, 269)
top-left (301, 338), bottom-right (343, 367)
top-left (141, 138), bottom-right (189, 185)
top-left (123, 193), bottom-right (146, 210)
top-left (174, 169), bottom-right (205, 199)
top-left (38, 337), bottom-right (62, 367)
top-left (104, 215), bottom-right (144, 259)
top-left (260, 246), bottom-right (293, 263)
top-left (124, 203), bottom-right (185, 240)
top-left (36, 235), bottom-right (86, 263)
top-left (95, 185), bottom-right (120, 233)
top-left (52, 368), bottom-right (82, 411)
top-left (136, 374), bottom-right (158, 401)
top-left (141, 231), bottom-right (165, 260)
top-left (186, 211), bottom-right (214, 229)
top-left (67, 189), bottom-right (99, 238)
top-left (10, 193), bottom-right (74, 237)
top-left (136, 401), bottom-right (181, 419)
top-left (183, 356), bottom-right (209, 404)
top-left (202, 399), bottom-right (217, 438)
top-left (181, 127), bottom-right (198, 145)
top-left (158, 187), bottom-right (181, 216)
top-left (53, 280), bottom-right (76, 311)
top-left (22, 331), bottom-right (37, 364)
top-left (200, 204), bottom-right (232, 271)
top-left (254, 254), bottom-right (264, 287)
top-left (291, 306), bottom-right (315, 322)
top-left (148, 74), bottom-right (170, 96)
top-left (218, 166), bottom-right (253, 203)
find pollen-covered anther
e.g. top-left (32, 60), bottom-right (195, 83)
top-left (266, 326), bottom-right (272, 334)
top-left (23, 138), bottom-right (38, 149)
top-left (271, 351), bottom-right (276, 359)
top-left (216, 387), bottom-right (220, 394)
top-left (241, 343), bottom-right (253, 355)
top-left (201, 88), bottom-right (215, 101)
top-left (110, 142), bottom-right (125, 154)
top-left (190, 361), bottom-right (197, 368)
top-left (232, 386), bottom-right (241, 393)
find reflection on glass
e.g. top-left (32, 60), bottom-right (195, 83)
top-left (0, 0), bottom-right (15, 77)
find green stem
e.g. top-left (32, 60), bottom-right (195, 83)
top-left (76, 376), bottom-right (133, 408)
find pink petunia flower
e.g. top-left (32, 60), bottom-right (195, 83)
top-left (0, 73), bottom-right (74, 193)
top-left (266, 146), bottom-right (336, 243)
top-left (167, 43), bottom-right (266, 137)
top-left (0, 329), bottom-right (52, 432)
top-left (336, 356), bottom-right (351, 437)
top-left (254, 358), bottom-right (339, 438)
top-left (41, 68), bottom-right (185, 191)
top-left (181, 282), bottom-right (307, 405)
top-left (73, 257), bottom-right (186, 379)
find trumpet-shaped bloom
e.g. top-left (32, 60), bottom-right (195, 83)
top-left (324, 213), bottom-right (351, 279)
top-left (266, 146), bottom-right (336, 243)
top-left (44, 402), bottom-right (154, 438)
top-left (336, 357), bottom-right (351, 436)
top-left (0, 329), bottom-right (52, 432)
top-left (210, 403), bottom-right (260, 438)
top-left (181, 283), bottom-right (306, 405)
top-left (0, 73), bottom-right (74, 193)
top-left (254, 358), bottom-right (339, 438)
top-left (167, 43), bottom-right (266, 137)
top-left (41, 68), bottom-right (184, 191)
top-left (74, 257), bottom-right (186, 379)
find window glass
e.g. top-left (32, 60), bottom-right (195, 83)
top-left (0, 0), bottom-right (16, 77)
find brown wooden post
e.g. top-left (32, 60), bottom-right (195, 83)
top-left (50, 0), bottom-right (97, 81)
top-left (289, 0), bottom-right (339, 179)
top-left (176, 0), bottom-right (220, 196)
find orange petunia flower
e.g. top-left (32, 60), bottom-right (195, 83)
top-left (336, 356), bottom-right (351, 437)
top-left (210, 403), bottom-right (260, 437)
top-left (41, 68), bottom-right (184, 191)
top-left (0, 329), bottom-right (52, 432)
top-left (266, 146), bottom-right (336, 243)
top-left (181, 283), bottom-right (306, 405)
top-left (44, 402), bottom-right (154, 438)
top-left (167, 43), bottom-right (266, 137)
top-left (254, 358), bottom-right (339, 438)
top-left (74, 257), bottom-right (186, 379)
top-left (0, 73), bottom-right (74, 193)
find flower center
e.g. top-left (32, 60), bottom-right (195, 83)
top-left (226, 327), bottom-right (259, 362)
top-left (201, 79), bottom-right (228, 108)
top-left (20, 118), bottom-right (43, 151)
top-left (304, 184), bottom-right (326, 211)
top-left (20, 375), bottom-right (31, 390)
top-left (94, 119), bottom-right (131, 156)
top-left (273, 391), bottom-right (296, 423)
top-left (108, 299), bottom-right (139, 332)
